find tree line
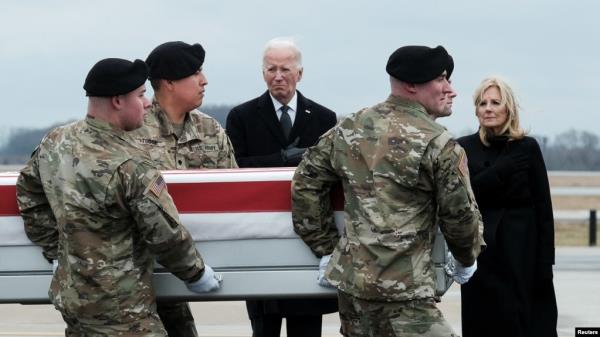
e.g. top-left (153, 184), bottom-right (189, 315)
top-left (1, 105), bottom-right (599, 171)
top-left (0, 105), bottom-right (232, 165)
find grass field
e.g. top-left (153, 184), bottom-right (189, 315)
top-left (552, 195), bottom-right (600, 246)
top-left (549, 174), bottom-right (599, 246)
top-left (555, 221), bottom-right (597, 246)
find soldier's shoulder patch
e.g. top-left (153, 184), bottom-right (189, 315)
top-left (149, 175), bottom-right (166, 197)
top-left (457, 150), bottom-right (469, 177)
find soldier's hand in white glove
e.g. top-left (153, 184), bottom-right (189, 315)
top-left (452, 260), bottom-right (477, 284)
top-left (186, 265), bottom-right (222, 293)
top-left (52, 260), bottom-right (58, 274)
top-left (317, 254), bottom-right (335, 288)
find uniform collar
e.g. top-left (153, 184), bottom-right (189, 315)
top-left (85, 115), bottom-right (126, 137)
top-left (149, 98), bottom-right (203, 142)
top-left (386, 95), bottom-right (431, 120)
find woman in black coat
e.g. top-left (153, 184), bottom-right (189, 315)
top-left (457, 77), bottom-right (557, 337)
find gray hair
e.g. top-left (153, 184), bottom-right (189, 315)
top-left (262, 37), bottom-right (303, 69)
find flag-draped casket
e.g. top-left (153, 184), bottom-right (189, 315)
top-left (0, 168), bottom-right (340, 303)
top-left (0, 167), bottom-right (451, 304)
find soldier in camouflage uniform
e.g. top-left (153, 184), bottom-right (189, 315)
top-left (128, 41), bottom-right (237, 171)
top-left (291, 45), bottom-right (485, 337)
top-left (16, 58), bottom-right (221, 337)
top-left (124, 41), bottom-right (237, 337)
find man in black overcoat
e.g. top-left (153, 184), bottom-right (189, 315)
top-left (226, 38), bottom-right (338, 337)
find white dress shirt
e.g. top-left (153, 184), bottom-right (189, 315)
top-left (270, 92), bottom-right (298, 125)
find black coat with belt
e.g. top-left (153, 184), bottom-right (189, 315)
top-left (226, 90), bottom-right (338, 167)
top-left (457, 133), bottom-right (557, 337)
top-left (226, 90), bottom-right (338, 317)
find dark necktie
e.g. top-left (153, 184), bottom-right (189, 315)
top-left (280, 105), bottom-right (292, 140)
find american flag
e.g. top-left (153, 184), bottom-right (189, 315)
top-left (149, 175), bottom-right (166, 197)
top-left (0, 168), bottom-right (343, 244)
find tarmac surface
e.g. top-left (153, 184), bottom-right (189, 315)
top-left (0, 247), bottom-right (597, 337)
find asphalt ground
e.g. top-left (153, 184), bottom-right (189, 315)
top-left (0, 247), bottom-right (597, 337)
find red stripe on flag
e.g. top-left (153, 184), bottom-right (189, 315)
top-left (0, 179), bottom-right (344, 216)
top-left (331, 184), bottom-right (344, 211)
top-left (168, 181), bottom-right (293, 213)
top-left (0, 185), bottom-right (18, 216)
top-left (158, 181), bottom-right (343, 213)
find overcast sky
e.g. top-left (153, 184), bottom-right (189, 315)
top-left (0, 1), bottom-right (597, 140)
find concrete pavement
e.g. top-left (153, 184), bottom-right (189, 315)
top-left (0, 247), bottom-right (598, 337)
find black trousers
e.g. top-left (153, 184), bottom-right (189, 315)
top-left (250, 314), bottom-right (322, 337)
top-left (156, 301), bottom-right (198, 337)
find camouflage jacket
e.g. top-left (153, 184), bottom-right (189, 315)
top-left (127, 100), bottom-right (238, 169)
top-left (16, 117), bottom-right (204, 323)
top-left (292, 95), bottom-right (484, 302)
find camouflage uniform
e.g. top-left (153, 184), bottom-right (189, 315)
top-left (292, 95), bottom-right (485, 337)
top-left (126, 100), bottom-right (237, 336)
top-left (16, 117), bottom-right (205, 337)
top-left (128, 100), bottom-right (237, 169)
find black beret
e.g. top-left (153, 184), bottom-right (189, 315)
top-left (84, 58), bottom-right (148, 97)
top-left (146, 41), bottom-right (205, 80)
top-left (386, 45), bottom-right (454, 84)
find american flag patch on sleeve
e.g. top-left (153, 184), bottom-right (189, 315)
top-left (149, 175), bottom-right (166, 197)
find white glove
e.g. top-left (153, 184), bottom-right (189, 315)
top-left (452, 260), bottom-right (477, 284)
top-left (317, 254), bottom-right (335, 288)
top-left (186, 265), bottom-right (222, 293)
top-left (52, 260), bottom-right (58, 274)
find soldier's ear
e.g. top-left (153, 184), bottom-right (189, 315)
top-left (111, 95), bottom-right (123, 110)
top-left (403, 82), bottom-right (418, 94)
top-left (163, 79), bottom-right (176, 92)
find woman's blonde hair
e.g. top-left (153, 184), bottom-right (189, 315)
top-left (473, 76), bottom-right (526, 146)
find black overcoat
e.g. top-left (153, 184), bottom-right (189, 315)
top-left (226, 90), bottom-right (338, 318)
top-left (226, 90), bottom-right (338, 167)
top-left (457, 133), bottom-right (557, 337)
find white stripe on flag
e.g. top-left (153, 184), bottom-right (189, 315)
top-left (0, 212), bottom-right (346, 246)
top-left (162, 169), bottom-right (295, 184)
